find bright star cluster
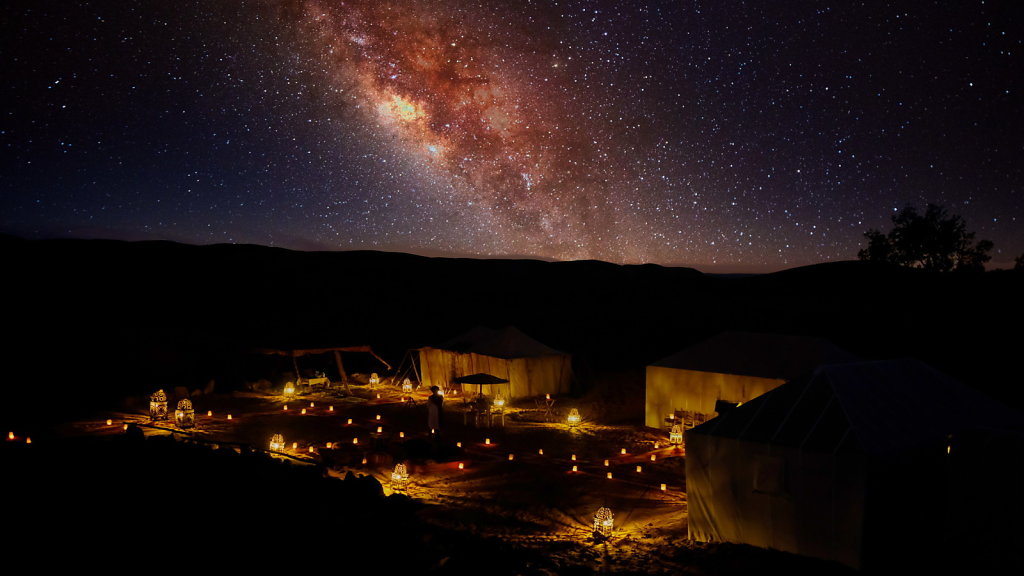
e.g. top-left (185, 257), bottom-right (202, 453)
top-left (3, 1), bottom-right (1021, 271)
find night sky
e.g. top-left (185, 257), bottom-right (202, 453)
top-left (4, 1), bottom-right (1022, 272)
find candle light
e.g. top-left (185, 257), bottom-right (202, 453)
top-left (326, 442), bottom-right (333, 449)
top-left (572, 465), bottom-right (578, 472)
top-left (292, 442), bottom-right (298, 450)
top-left (607, 472), bottom-right (613, 479)
top-left (376, 414), bottom-right (381, 420)
top-left (485, 438), bottom-right (491, 445)
top-left (283, 405), bottom-right (288, 411)
top-left (329, 406), bottom-right (334, 412)
top-left (456, 441), bottom-right (462, 448)
top-left (347, 418), bottom-right (353, 425)
top-left (106, 419), bottom-right (112, 426)
top-left (301, 408), bottom-right (307, 415)
top-left (7, 432), bottom-right (13, 440)
top-left (571, 454), bottom-right (577, 461)
top-left (508, 453), bottom-right (515, 461)
top-left (25, 437), bottom-right (31, 444)
top-left (361, 457), bottom-right (367, 464)
top-left (604, 459), bottom-right (609, 466)
top-left (377, 426), bottom-right (383, 434)
top-left (207, 410), bottom-right (213, 417)
top-left (661, 483), bottom-right (667, 491)
top-left (310, 402), bottom-right (315, 408)
top-left (399, 431), bottom-right (405, 438)
top-left (309, 446), bottom-right (315, 454)
top-left (538, 448), bottom-right (544, 455)
top-left (636, 465), bottom-right (642, 473)
top-left (227, 414), bottom-right (232, 420)
top-left (353, 437), bottom-right (359, 444)
top-left (620, 448), bottom-right (627, 455)
top-left (123, 424), bottom-right (129, 431)
top-left (458, 462), bottom-right (464, 470)
top-left (651, 454), bottom-right (657, 462)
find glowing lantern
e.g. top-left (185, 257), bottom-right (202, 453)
top-left (329, 406), bottom-right (334, 412)
top-left (456, 441), bottom-right (462, 448)
top-left (369, 373), bottom-right (379, 388)
top-left (207, 410), bottom-right (213, 417)
top-left (402, 379), bottom-right (413, 394)
top-left (458, 462), bottom-right (465, 470)
top-left (620, 448), bottom-right (627, 455)
top-left (391, 463), bottom-right (409, 491)
top-left (567, 408), bottom-right (581, 428)
top-left (651, 454), bottom-right (657, 462)
top-left (399, 431), bottom-right (405, 438)
top-left (361, 457), bottom-right (367, 465)
top-left (283, 405), bottom-right (289, 411)
top-left (347, 418), bottom-right (353, 425)
top-left (604, 459), bottom-right (610, 467)
top-left (292, 442), bottom-right (298, 450)
top-left (376, 426), bottom-right (383, 434)
top-left (636, 465), bottom-right (642, 473)
top-left (669, 425), bottom-right (683, 445)
top-left (149, 390), bottom-right (168, 421)
top-left (571, 454), bottom-right (577, 461)
top-left (545, 393), bottom-right (551, 400)
top-left (572, 465), bottom-right (578, 472)
top-left (594, 507), bottom-right (614, 538)
top-left (227, 414), bottom-right (232, 420)
top-left (310, 402), bottom-right (315, 408)
top-left (269, 434), bottom-right (285, 451)
top-left (283, 382), bottom-right (295, 397)
top-left (308, 446), bottom-right (314, 454)
top-left (376, 414), bottom-right (381, 420)
top-left (538, 448), bottom-right (544, 455)
top-left (106, 419), bottom-right (113, 426)
top-left (654, 442), bottom-right (660, 449)
top-left (326, 442), bottom-right (333, 449)
top-left (353, 437), bottom-right (359, 444)
top-left (301, 408), bottom-right (307, 415)
top-left (661, 483), bottom-right (667, 491)
top-left (7, 432), bottom-right (13, 441)
top-left (174, 399), bottom-right (195, 429)
top-left (508, 454), bottom-right (515, 461)
top-left (493, 393), bottom-right (506, 411)
top-left (607, 472), bottom-right (613, 479)
top-left (485, 438), bottom-right (491, 445)
top-left (123, 424), bottom-right (129, 431)
top-left (25, 437), bottom-right (31, 444)
top-left (376, 393), bottom-right (381, 399)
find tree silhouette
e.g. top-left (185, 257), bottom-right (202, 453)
top-left (858, 204), bottom-right (993, 272)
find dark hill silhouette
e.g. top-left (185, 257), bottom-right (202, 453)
top-left (3, 235), bottom-right (1021, 429)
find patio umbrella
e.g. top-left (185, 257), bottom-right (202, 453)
top-left (454, 372), bottom-right (510, 395)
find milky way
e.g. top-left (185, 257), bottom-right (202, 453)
top-left (3, 1), bottom-right (1022, 271)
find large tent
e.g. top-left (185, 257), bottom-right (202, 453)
top-left (685, 359), bottom-right (1024, 571)
top-left (418, 326), bottom-right (572, 399)
top-left (644, 331), bottom-right (858, 429)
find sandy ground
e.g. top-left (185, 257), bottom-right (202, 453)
top-left (53, 382), bottom-right (855, 575)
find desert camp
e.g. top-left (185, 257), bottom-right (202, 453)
top-left (3, 237), bottom-right (1023, 574)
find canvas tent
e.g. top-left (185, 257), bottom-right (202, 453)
top-left (685, 359), bottom-right (1024, 571)
top-left (418, 326), bottom-right (572, 399)
top-left (645, 331), bottom-right (857, 429)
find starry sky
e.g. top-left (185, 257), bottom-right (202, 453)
top-left (3, 0), bottom-right (1022, 272)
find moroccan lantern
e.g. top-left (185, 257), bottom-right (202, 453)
top-left (391, 463), bottom-right (409, 491)
top-left (493, 393), bottom-right (506, 411)
top-left (402, 378), bottom-right (413, 394)
top-left (594, 507), bottom-right (614, 539)
top-left (669, 424), bottom-right (683, 445)
top-left (174, 399), bottom-right (195, 429)
top-left (149, 390), bottom-right (168, 421)
top-left (567, 408), bottom-right (581, 428)
top-left (369, 373), bottom-right (379, 388)
top-left (269, 434), bottom-right (285, 451)
top-left (283, 381), bottom-right (296, 397)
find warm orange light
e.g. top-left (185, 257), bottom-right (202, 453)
top-left (572, 465), bottom-right (578, 472)
top-left (25, 437), bottom-right (31, 444)
top-left (399, 431), bottom-right (405, 438)
top-left (376, 426), bottom-right (383, 434)
top-left (301, 408), bottom-right (307, 415)
top-left (376, 393), bottom-right (381, 399)
top-left (456, 441), bottom-right (462, 448)
top-left (538, 448), bottom-right (544, 455)
top-left (326, 442), bottom-right (333, 449)
top-left (458, 462), bottom-right (464, 470)
top-left (651, 454), bottom-right (656, 462)
top-left (604, 459), bottom-right (609, 466)
top-left (123, 424), bottom-right (129, 431)
top-left (654, 442), bottom-right (660, 448)
top-left (106, 419), bottom-right (113, 426)
top-left (7, 432), bottom-right (13, 440)
top-left (661, 483), bottom-right (667, 491)
top-left (310, 402), bottom-right (315, 408)
top-left (636, 465), bottom-right (642, 473)
top-left (485, 438), bottom-right (491, 445)
top-left (508, 453), bottom-right (515, 461)
top-left (376, 414), bottom-right (381, 420)
top-left (283, 405), bottom-right (288, 411)
top-left (347, 418), bottom-right (353, 425)
top-left (308, 446), bottom-right (314, 454)
top-left (207, 410), bottom-right (213, 417)
top-left (545, 393), bottom-right (551, 400)
top-left (353, 437), bottom-right (359, 444)
top-left (571, 454), bottom-right (577, 461)
top-left (292, 442), bottom-right (298, 450)
top-left (329, 406), bottom-right (334, 412)
top-left (227, 414), bottom-right (233, 420)
top-left (361, 457), bottom-right (367, 464)
top-left (620, 448), bottom-right (627, 455)
top-left (607, 472), bottom-right (613, 479)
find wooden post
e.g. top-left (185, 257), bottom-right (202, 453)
top-left (334, 350), bottom-right (351, 394)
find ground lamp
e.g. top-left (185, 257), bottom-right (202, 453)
top-left (402, 378), bottom-right (413, 395)
top-left (369, 373), bottom-right (380, 388)
top-left (283, 381), bottom-right (296, 397)
top-left (175, 399), bottom-right (195, 429)
top-left (669, 425), bottom-right (683, 445)
top-left (594, 507), bottom-right (614, 539)
top-left (269, 434), bottom-right (285, 451)
top-left (391, 463), bottom-right (409, 491)
top-left (149, 390), bottom-right (168, 421)
top-left (567, 408), bottom-right (581, 428)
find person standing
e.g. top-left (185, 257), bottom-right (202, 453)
top-left (427, 385), bottom-right (443, 434)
